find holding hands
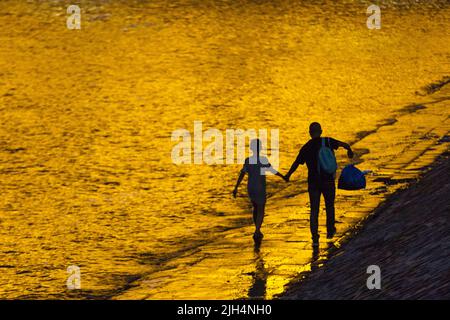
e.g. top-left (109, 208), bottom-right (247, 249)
top-left (233, 171), bottom-right (289, 199)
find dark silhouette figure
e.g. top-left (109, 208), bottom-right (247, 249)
top-left (285, 122), bottom-right (354, 246)
top-left (233, 139), bottom-right (287, 241)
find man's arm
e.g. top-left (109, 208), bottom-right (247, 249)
top-left (335, 140), bottom-right (354, 158)
top-left (285, 151), bottom-right (303, 181)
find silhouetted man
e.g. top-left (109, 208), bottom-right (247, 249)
top-left (285, 122), bottom-right (354, 246)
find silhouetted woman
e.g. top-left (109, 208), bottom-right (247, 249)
top-left (233, 139), bottom-right (286, 241)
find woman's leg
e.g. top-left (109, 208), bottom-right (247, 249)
top-left (252, 201), bottom-right (258, 225)
top-left (254, 201), bottom-right (265, 234)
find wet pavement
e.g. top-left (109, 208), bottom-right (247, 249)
top-left (0, 0), bottom-right (449, 299)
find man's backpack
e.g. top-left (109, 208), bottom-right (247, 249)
top-left (318, 137), bottom-right (338, 174)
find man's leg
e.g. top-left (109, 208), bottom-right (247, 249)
top-left (308, 187), bottom-right (321, 243)
top-left (323, 181), bottom-right (336, 238)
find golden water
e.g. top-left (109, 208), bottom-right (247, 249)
top-left (0, 0), bottom-right (449, 299)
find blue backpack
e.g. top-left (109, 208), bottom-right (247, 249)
top-left (318, 138), bottom-right (337, 174)
top-left (338, 164), bottom-right (366, 190)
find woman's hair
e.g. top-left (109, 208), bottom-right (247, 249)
top-left (250, 139), bottom-right (262, 155)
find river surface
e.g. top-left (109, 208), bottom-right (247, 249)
top-left (0, 0), bottom-right (449, 299)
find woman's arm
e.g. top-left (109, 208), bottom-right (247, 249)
top-left (275, 171), bottom-right (288, 182)
top-left (233, 170), bottom-right (246, 198)
top-left (263, 164), bottom-right (288, 182)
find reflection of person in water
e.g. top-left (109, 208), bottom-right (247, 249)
top-left (248, 243), bottom-right (268, 299)
top-left (233, 139), bottom-right (287, 241)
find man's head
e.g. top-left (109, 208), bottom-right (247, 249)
top-left (309, 122), bottom-right (322, 138)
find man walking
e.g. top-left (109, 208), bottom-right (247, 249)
top-left (285, 122), bottom-right (354, 246)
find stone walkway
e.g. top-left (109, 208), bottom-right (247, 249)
top-left (281, 152), bottom-right (450, 299)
